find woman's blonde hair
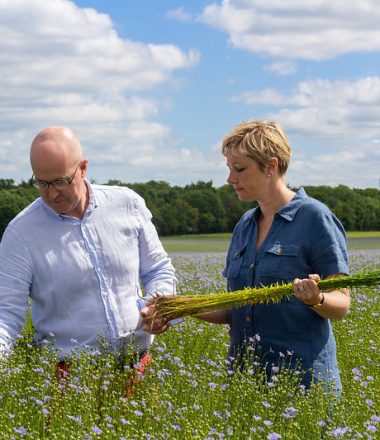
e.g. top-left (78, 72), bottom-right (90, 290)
top-left (221, 120), bottom-right (292, 175)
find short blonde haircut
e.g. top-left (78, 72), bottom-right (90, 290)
top-left (221, 120), bottom-right (292, 175)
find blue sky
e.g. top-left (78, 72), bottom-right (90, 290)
top-left (1, 0), bottom-right (379, 188)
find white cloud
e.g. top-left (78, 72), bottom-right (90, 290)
top-left (232, 76), bottom-right (380, 139)
top-left (288, 143), bottom-right (380, 188)
top-left (230, 87), bottom-right (286, 105)
top-left (94, 141), bottom-right (226, 186)
top-left (0, 0), bottom-right (200, 183)
top-left (278, 78), bottom-right (380, 141)
top-left (264, 61), bottom-right (297, 75)
top-left (166, 8), bottom-right (193, 22)
top-left (227, 75), bottom-right (380, 188)
top-left (200, 0), bottom-right (380, 60)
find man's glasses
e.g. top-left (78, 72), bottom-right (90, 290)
top-left (30, 161), bottom-right (82, 191)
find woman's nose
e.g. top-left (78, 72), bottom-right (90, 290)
top-left (227, 171), bottom-right (237, 184)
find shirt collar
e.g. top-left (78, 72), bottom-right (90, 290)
top-left (247, 187), bottom-right (307, 225)
top-left (86, 179), bottom-right (96, 211)
top-left (277, 187), bottom-right (306, 221)
top-left (41, 178), bottom-right (95, 220)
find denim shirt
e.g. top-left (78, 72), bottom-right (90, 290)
top-left (223, 188), bottom-right (349, 391)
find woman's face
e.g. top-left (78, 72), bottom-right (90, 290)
top-left (226, 149), bottom-right (267, 202)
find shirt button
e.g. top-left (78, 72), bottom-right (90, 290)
top-left (249, 263), bottom-right (255, 269)
top-left (233, 251), bottom-right (239, 257)
top-left (246, 314), bottom-right (251, 322)
top-left (276, 246), bottom-right (283, 254)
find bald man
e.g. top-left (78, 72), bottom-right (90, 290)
top-left (0, 127), bottom-right (176, 366)
top-left (29, 126), bottom-right (88, 219)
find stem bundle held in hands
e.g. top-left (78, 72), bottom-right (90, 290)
top-left (152, 271), bottom-right (380, 320)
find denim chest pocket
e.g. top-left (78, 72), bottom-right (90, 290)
top-left (224, 245), bottom-right (247, 279)
top-left (261, 243), bottom-right (301, 279)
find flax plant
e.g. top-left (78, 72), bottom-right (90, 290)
top-left (152, 270), bottom-right (380, 320)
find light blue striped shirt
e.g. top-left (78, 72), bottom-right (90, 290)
top-left (0, 181), bottom-right (176, 358)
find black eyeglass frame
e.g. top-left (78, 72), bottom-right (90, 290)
top-left (30, 161), bottom-right (83, 191)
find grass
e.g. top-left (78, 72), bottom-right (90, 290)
top-left (347, 233), bottom-right (380, 250)
top-left (1, 238), bottom-right (379, 439)
top-left (161, 231), bottom-right (380, 253)
top-left (347, 231), bottom-right (380, 238)
top-left (160, 233), bottom-right (232, 253)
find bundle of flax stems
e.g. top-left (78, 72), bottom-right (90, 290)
top-left (152, 270), bottom-right (380, 321)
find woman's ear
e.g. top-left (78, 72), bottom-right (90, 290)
top-left (266, 157), bottom-right (278, 177)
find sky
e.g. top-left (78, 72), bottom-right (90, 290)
top-left (1, 0), bottom-right (380, 189)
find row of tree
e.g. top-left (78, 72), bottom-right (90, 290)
top-left (0, 178), bottom-right (379, 237)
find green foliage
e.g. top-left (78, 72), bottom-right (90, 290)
top-left (0, 178), bottom-right (16, 189)
top-left (304, 184), bottom-right (380, 231)
top-left (181, 182), bottom-right (228, 233)
top-left (0, 185), bottom-right (38, 238)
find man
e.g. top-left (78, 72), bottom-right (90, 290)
top-left (0, 126), bottom-right (175, 363)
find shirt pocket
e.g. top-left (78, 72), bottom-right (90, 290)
top-left (261, 243), bottom-right (300, 281)
top-left (223, 245), bottom-right (247, 279)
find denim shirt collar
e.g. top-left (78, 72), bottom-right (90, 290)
top-left (243, 187), bottom-right (307, 227)
top-left (277, 187), bottom-right (307, 221)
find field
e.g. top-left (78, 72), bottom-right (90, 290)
top-left (161, 231), bottom-right (380, 253)
top-left (0, 234), bottom-right (379, 439)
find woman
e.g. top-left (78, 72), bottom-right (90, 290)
top-left (199, 120), bottom-right (350, 394)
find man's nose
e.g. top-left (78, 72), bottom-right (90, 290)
top-left (46, 185), bottom-right (61, 197)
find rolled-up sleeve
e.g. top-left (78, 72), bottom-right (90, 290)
top-left (309, 210), bottom-right (349, 278)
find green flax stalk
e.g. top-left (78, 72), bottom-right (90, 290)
top-left (152, 270), bottom-right (380, 320)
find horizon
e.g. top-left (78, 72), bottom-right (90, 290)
top-left (2, 175), bottom-right (379, 192)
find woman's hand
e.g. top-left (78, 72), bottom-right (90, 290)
top-left (293, 273), bottom-right (350, 319)
top-left (140, 301), bottom-right (171, 334)
top-left (293, 274), bottom-right (323, 306)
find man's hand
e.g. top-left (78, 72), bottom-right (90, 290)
top-left (140, 301), bottom-right (171, 334)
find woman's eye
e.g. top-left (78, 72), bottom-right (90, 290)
top-left (235, 167), bottom-right (245, 173)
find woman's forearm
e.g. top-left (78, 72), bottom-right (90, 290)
top-left (310, 288), bottom-right (350, 319)
top-left (195, 309), bottom-right (230, 324)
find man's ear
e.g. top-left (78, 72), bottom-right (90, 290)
top-left (80, 159), bottom-right (88, 176)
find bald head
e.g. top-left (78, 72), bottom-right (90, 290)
top-left (30, 126), bottom-right (83, 176)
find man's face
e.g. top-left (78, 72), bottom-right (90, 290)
top-left (33, 160), bottom-right (87, 217)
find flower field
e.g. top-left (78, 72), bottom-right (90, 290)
top-left (0, 250), bottom-right (379, 439)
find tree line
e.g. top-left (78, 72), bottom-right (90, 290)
top-left (0, 178), bottom-right (379, 237)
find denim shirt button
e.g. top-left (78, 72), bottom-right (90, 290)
top-left (246, 314), bottom-right (251, 322)
top-left (249, 263), bottom-right (255, 269)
